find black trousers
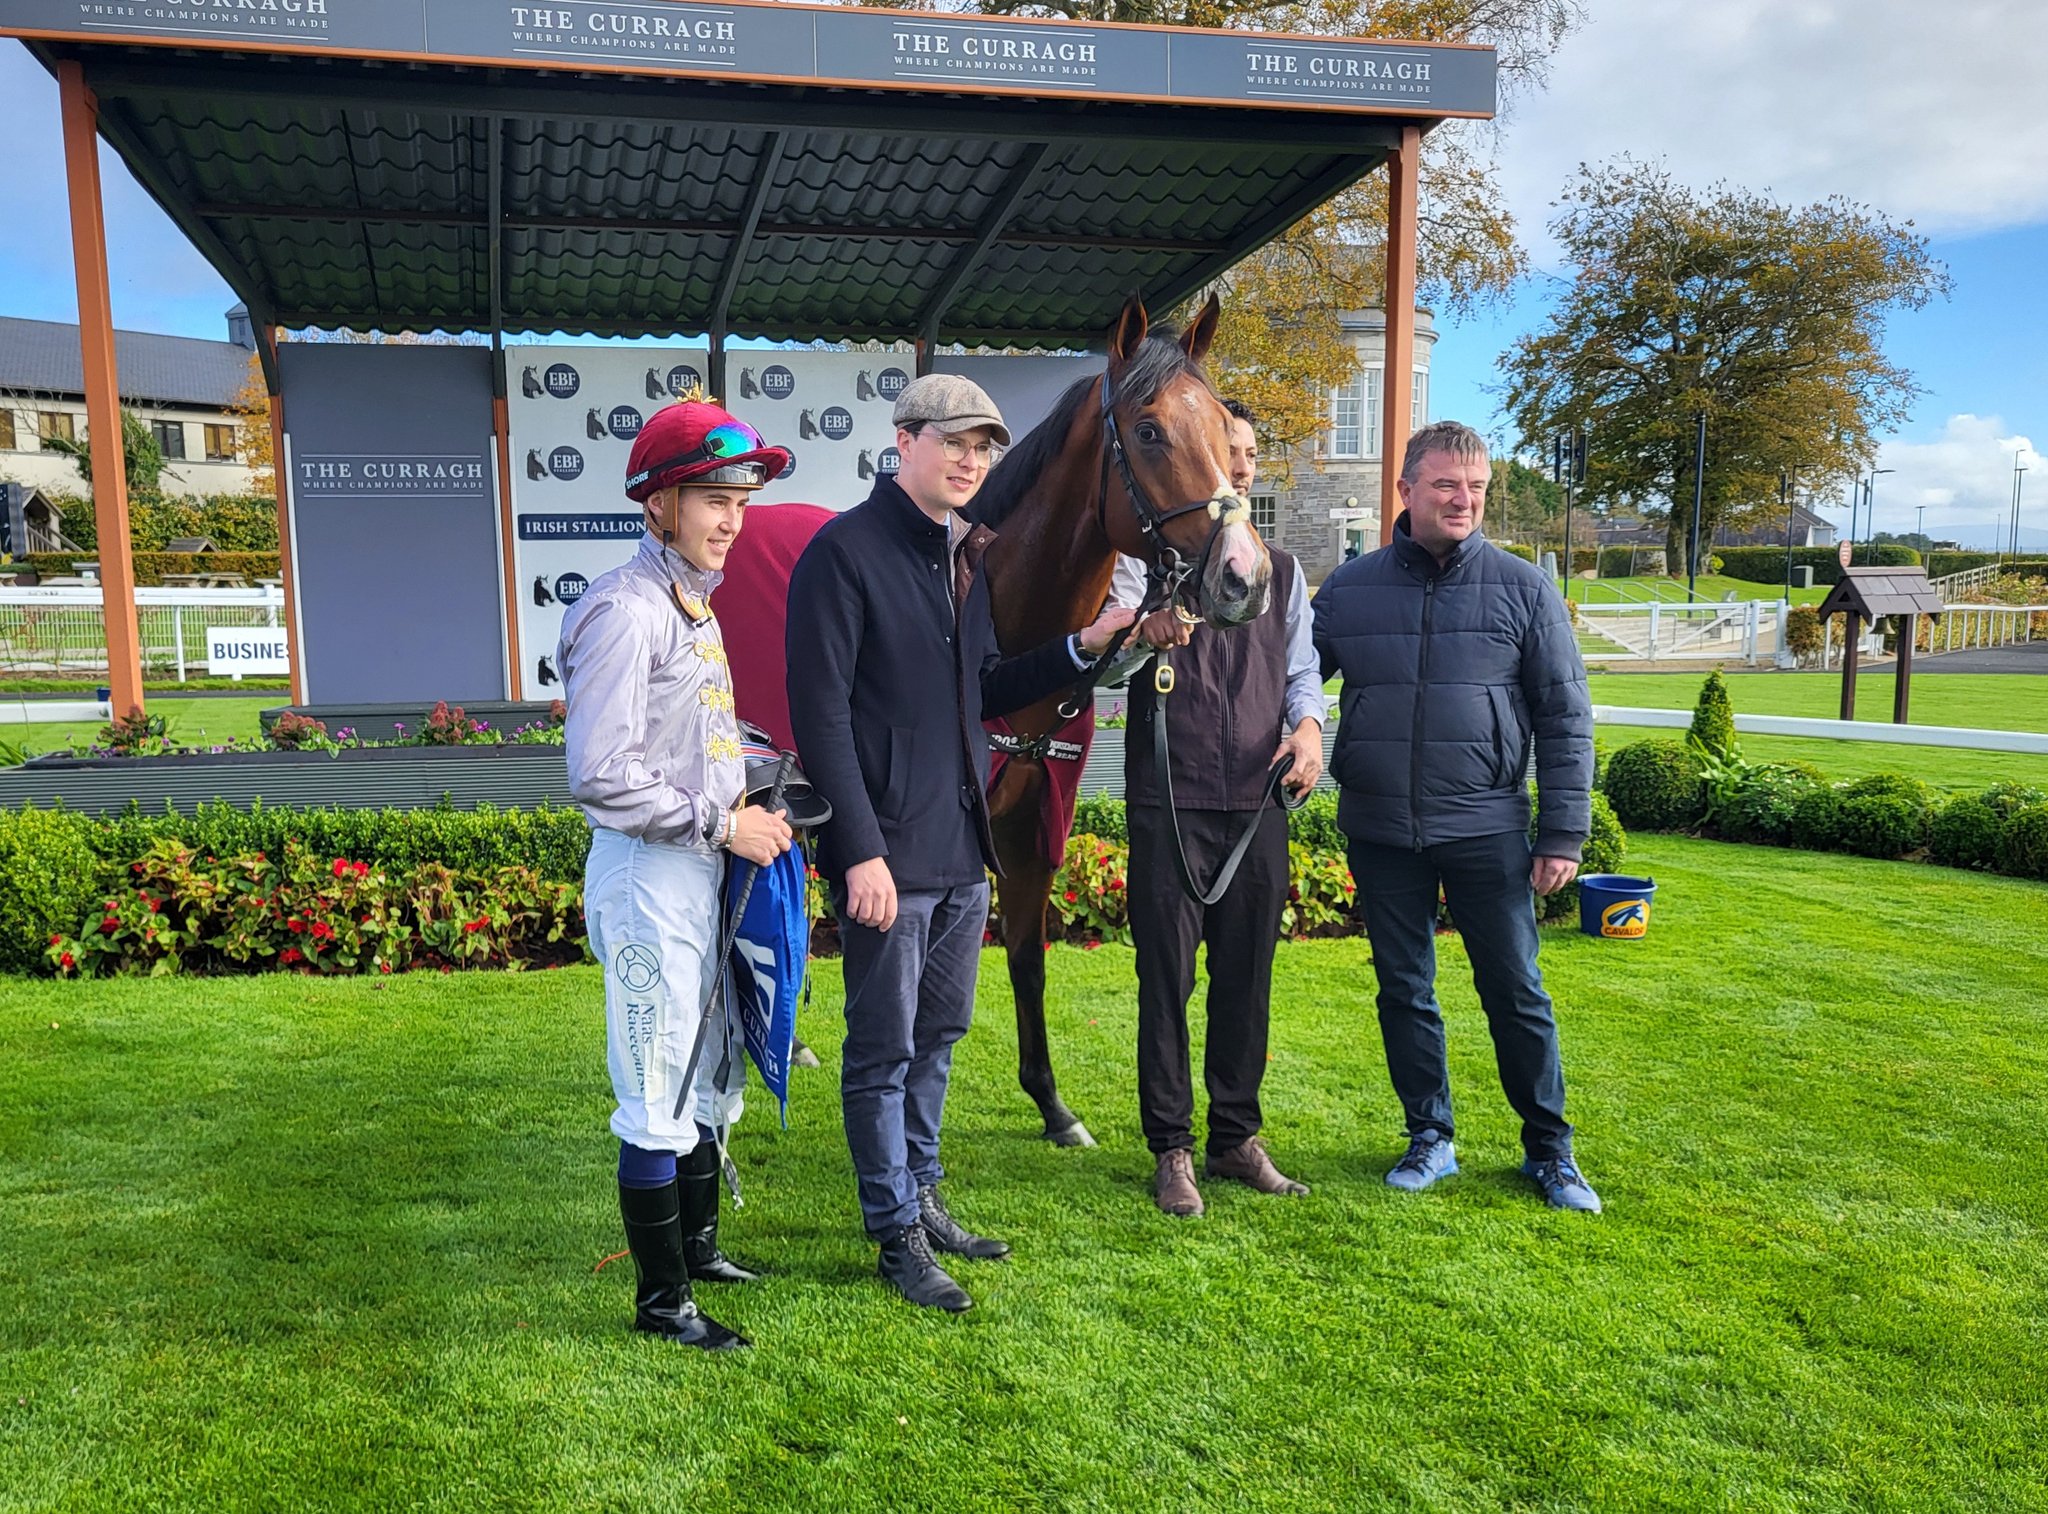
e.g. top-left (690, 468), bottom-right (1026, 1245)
top-left (1128, 802), bottom-right (1290, 1156)
top-left (1346, 831), bottom-right (1573, 1160)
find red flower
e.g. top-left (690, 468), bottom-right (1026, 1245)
top-left (311, 921), bottom-right (335, 941)
top-left (1082, 940), bottom-right (1101, 951)
top-left (352, 861), bottom-right (369, 878)
top-left (463, 919), bottom-right (484, 934)
top-left (1063, 890), bottom-right (1077, 903)
top-left (288, 919), bottom-right (306, 934)
top-left (1289, 886), bottom-right (1300, 902)
top-left (332, 858), bottom-right (349, 879)
top-left (98, 920), bottom-right (116, 936)
top-left (1110, 878), bottom-right (1124, 891)
top-left (280, 946), bottom-right (303, 965)
top-left (379, 961), bottom-right (392, 974)
top-left (59, 951), bottom-right (74, 969)
top-left (145, 896), bottom-right (161, 914)
top-left (48, 934), bottom-right (60, 946)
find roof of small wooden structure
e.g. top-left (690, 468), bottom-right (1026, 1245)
top-left (1817, 566), bottom-right (1947, 619)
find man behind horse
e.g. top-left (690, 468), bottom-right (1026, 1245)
top-left (1108, 399), bottom-right (1326, 1217)
top-left (1312, 420), bottom-right (1601, 1214)
top-left (787, 375), bottom-right (1135, 1313)
top-left (559, 399), bottom-right (797, 1352)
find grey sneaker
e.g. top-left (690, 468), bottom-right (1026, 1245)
top-left (1522, 1153), bottom-right (1602, 1213)
top-left (1384, 1131), bottom-right (1458, 1191)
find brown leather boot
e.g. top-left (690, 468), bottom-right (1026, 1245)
top-left (1153, 1148), bottom-right (1204, 1217)
top-left (1205, 1136), bottom-right (1309, 1197)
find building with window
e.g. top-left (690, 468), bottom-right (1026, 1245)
top-left (1257, 307), bottom-right (1437, 583)
top-left (0, 306), bottom-right (260, 500)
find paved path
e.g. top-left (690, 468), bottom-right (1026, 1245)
top-left (1916, 639), bottom-right (2048, 673)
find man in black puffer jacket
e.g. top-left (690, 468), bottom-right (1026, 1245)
top-left (1312, 420), bottom-right (1601, 1213)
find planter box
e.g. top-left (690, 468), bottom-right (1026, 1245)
top-left (261, 701), bottom-right (560, 744)
top-left (0, 742), bottom-right (574, 817)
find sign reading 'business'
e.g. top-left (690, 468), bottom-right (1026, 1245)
top-left (0, 0), bottom-right (1496, 116)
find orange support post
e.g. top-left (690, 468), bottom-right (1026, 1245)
top-left (58, 61), bottom-right (145, 715)
top-left (1377, 123), bottom-right (1421, 547)
top-left (493, 394), bottom-right (526, 699)
top-left (264, 355), bottom-right (307, 705)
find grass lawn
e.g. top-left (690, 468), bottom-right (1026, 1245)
top-left (1570, 574), bottom-right (1830, 607)
top-left (1588, 672), bottom-right (2048, 791)
top-left (0, 695), bottom-right (278, 756)
top-left (3, 834), bottom-right (2044, 1510)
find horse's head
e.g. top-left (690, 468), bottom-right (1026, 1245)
top-left (1100, 293), bottom-right (1272, 627)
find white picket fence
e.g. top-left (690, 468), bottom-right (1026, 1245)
top-left (0, 586), bottom-right (286, 682)
top-left (1576, 599), bottom-right (1779, 663)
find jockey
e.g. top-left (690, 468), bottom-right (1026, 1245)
top-left (559, 397), bottom-right (795, 1353)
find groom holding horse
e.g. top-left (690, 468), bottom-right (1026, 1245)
top-left (787, 374), bottom-right (1135, 1314)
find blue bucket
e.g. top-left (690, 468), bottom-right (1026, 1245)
top-left (1578, 874), bottom-right (1655, 939)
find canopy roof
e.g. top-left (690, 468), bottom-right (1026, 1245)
top-left (7, 0), bottom-right (1494, 345)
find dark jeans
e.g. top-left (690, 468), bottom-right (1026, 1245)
top-left (1130, 803), bottom-right (1288, 1156)
top-left (836, 880), bottom-right (990, 1236)
top-left (1346, 831), bottom-right (1573, 1160)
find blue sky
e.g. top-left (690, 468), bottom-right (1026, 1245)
top-left (4, 0), bottom-right (2046, 547)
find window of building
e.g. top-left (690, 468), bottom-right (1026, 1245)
top-left (0, 410), bottom-right (15, 450)
top-left (1330, 367), bottom-right (1382, 460)
top-left (151, 419), bottom-right (188, 460)
top-left (38, 411), bottom-right (77, 449)
top-left (1249, 493), bottom-right (1276, 534)
top-left (203, 423), bottom-right (237, 462)
top-left (1411, 369), bottom-right (1428, 427)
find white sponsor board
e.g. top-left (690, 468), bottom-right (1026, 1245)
top-left (723, 350), bottom-right (909, 509)
top-left (505, 346), bottom-right (709, 696)
top-left (207, 628), bottom-right (293, 677)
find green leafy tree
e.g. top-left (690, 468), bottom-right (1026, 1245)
top-left (1501, 160), bottom-right (1948, 577)
top-left (1688, 670), bottom-right (1737, 759)
top-left (1490, 456), bottom-right (1562, 547)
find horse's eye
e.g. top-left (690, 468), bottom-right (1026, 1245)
top-left (1136, 422), bottom-right (1164, 445)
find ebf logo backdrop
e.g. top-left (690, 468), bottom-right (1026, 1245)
top-left (507, 345), bottom-right (708, 694)
top-left (724, 349), bottom-right (906, 511)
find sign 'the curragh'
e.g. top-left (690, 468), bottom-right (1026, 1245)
top-left (0, 0), bottom-right (1496, 116)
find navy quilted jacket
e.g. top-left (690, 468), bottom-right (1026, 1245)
top-left (1311, 519), bottom-right (1594, 858)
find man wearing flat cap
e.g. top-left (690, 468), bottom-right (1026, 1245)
top-left (788, 374), bottom-right (1134, 1313)
top-left (561, 398), bottom-right (796, 1353)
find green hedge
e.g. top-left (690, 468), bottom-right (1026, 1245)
top-left (1500, 543), bottom-right (1537, 564)
top-left (1602, 740), bottom-right (1705, 831)
top-left (21, 551), bottom-right (282, 585)
top-left (1714, 544), bottom-right (1920, 586)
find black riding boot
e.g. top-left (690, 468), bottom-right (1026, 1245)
top-left (617, 1181), bottom-right (749, 1351)
top-left (678, 1142), bottom-right (763, 1284)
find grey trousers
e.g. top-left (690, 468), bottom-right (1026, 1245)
top-left (836, 879), bottom-right (991, 1236)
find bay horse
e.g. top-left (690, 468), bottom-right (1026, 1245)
top-left (715, 293), bottom-right (1270, 1145)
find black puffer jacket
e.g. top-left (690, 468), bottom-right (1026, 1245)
top-left (1312, 519), bottom-right (1593, 858)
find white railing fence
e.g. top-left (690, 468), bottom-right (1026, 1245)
top-left (0, 586), bottom-right (285, 682)
top-left (1575, 599), bottom-right (1776, 664)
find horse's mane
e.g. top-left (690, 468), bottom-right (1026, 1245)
top-left (969, 330), bottom-right (1215, 530)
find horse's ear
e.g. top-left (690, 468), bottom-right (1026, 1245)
top-left (1108, 292), bottom-right (1149, 367)
top-left (1180, 294), bottom-right (1221, 365)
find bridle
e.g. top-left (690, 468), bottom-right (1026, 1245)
top-left (1056, 364), bottom-right (1249, 718)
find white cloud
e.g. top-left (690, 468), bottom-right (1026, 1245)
top-left (1806, 414), bottom-right (2046, 549)
top-left (1495, 0), bottom-right (2048, 253)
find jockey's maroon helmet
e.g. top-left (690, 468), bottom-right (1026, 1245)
top-left (624, 400), bottom-right (792, 502)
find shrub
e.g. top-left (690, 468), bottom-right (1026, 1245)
top-left (1788, 786), bottom-right (1847, 851)
top-left (1718, 764), bottom-right (1824, 846)
top-left (1784, 605), bottom-right (1824, 667)
top-left (1529, 789), bottom-right (1627, 923)
top-left (1715, 544), bottom-right (1920, 585)
top-left (99, 705), bottom-right (173, 757)
top-left (1841, 772), bottom-right (1932, 810)
top-left (1071, 793), bottom-right (1127, 844)
top-left (1600, 740), bottom-right (1705, 831)
top-left (1688, 671), bottom-right (1737, 758)
top-left (1981, 781), bottom-right (2046, 817)
top-left (1287, 790), bottom-right (1344, 853)
top-left (267, 712), bottom-right (332, 751)
top-left (0, 806), bottom-right (108, 975)
top-left (21, 550), bottom-right (281, 586)
top-left (1995, 804), bottom-right (2048, 882)
top-left (1048, 833), bottom-right (1130, 944)
top-left (1500, 542), bottom-right (1537, 563)
top-left (1284, 842), bottom-right (1357, 936)
top-left (1929, 796), bottom-right (2005, 871)
top-left (1836, 793), bottom-right (1929, 859)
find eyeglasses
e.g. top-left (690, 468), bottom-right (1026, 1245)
top-left (910, 426), bottom-right (1004, 468)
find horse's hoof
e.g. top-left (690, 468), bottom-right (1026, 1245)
top-left (791, 1043), bottom-right (822, 1069)
top-left (1045, 1121), bottom-right (1095, 1149)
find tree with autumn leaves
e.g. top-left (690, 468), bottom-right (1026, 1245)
top-left (1501, 161), bottom-right (1949, 577)
top-left (864, 0), bottom-right (1582, 471)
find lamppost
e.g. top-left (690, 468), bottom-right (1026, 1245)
top-left (1862, 467), bottom-right (1894, 564)
top-left (1780, 467), bottom-right (1801, 596)
top-left (2011, 458), bottom-right (2029, 563)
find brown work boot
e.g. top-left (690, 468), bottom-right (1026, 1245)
top-left (1205, 1136), bottom-right (1309, 1197)
top-left (1153, 1149), bottom-right (1204, 1218)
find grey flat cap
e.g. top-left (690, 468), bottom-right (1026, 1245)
top-left (891, 373), bottom-right (1011, 447)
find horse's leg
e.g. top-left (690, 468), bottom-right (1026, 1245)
top-left (992, 847), bottom-right (1094, 1149)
